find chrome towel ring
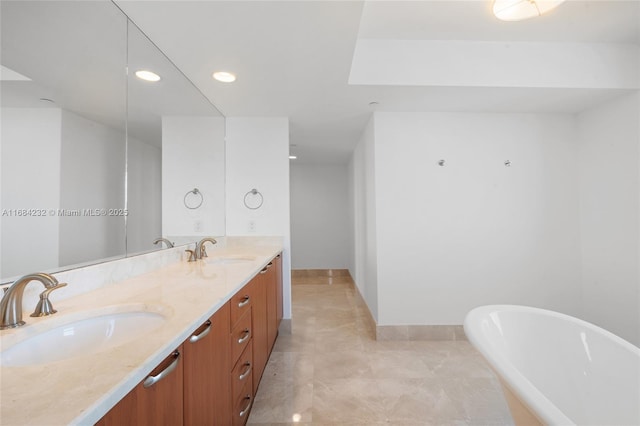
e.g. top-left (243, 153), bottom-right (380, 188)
top-left (243, 188), bottom-right (263, 210)
top-left (184, 188), bottom-right (203, 209)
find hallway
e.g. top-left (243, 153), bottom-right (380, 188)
top-left (248, 271), bottom-right (513, 425)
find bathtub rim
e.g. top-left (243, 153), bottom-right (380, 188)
top-left (463, 304), bottom-right (640, 426)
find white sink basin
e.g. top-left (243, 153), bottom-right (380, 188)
top-left (1, 311), bottom-right (166, 366)
top-left (206, 256), bottom-right (255, 265)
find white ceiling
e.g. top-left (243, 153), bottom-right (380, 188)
top-left (115, 1), bottom-right (639, 164)
top-left (358, 0), bottom-right (640, 43)
top-left (1, 0), bottom-right (221, 146)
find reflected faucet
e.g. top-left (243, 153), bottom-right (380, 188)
top-left (0, 273), bottom-right (67, 329)
top-left (195, 237), bottom-right (217, 260)
top-left (153, 238), bottom-right (174, 248)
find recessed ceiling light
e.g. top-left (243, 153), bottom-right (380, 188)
top-left (213, 71), bottom-right (236, 83)
top-left (289, 155), bottom-right (297, 160)
top-left (135, 70), bottom-right (161, 82)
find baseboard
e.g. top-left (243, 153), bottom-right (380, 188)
top-left (291, 269), bottom-right (351, 278)
top-left (278, 318), bottom-right (292, 335)
top-left (352, 281), bottom-right (377, 339)
top-left (376, 324), bottom-right (467, 341)
top-left (350, 280), bottom-right (466, 341)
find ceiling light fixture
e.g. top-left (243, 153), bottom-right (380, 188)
top-left (213, 71), bottom-right (236, 83)
top-left (289, 155), bottom-right (297, 160)
top-left (492, 0), bottom-right (566, 21)
top-left (135, 70), bottom-right (161, 82)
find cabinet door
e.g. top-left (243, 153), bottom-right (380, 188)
top-left (183, 302), bottom-right (232, 426)
top-left (275, 253), bottom-right (283, 328)
top-left (251, 270), bottom-right (268, 395)
top-left (137, 347), bottom-right (184, 425)
top-left (265, 260), bottom-right (278, 353)
top-left (94, 387), bottom-right (138, 426)
top-left (96, 347), bottom-right (184, 426)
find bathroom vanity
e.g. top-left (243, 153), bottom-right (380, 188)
top-left (0, 239), bottom-right (284, 426)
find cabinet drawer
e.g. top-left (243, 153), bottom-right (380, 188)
top-left (231, 341), bottom-right (253, 400)
top-left (231, 309), bottom-right (252, 363)
top-left (97, 347), bottom-right (184, 426)
top-left (230, 281), bottom-right (253, 329)
top-left (232, 376), bottom-right (253, 426)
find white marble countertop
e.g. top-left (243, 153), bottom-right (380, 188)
top-left (0, 238), bottom-right (283, 426)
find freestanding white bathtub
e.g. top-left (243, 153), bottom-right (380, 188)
top-left (464, 305), bottom-right (640, 426)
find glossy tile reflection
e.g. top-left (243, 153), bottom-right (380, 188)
top-left (248, 271), bottom-right (513, 425)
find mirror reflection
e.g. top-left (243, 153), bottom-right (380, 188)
top-left (126, 20), bottom-right (225, 256)
top-left (1, 1), bottom-right (128, 280)
top-left (1, 1), bottom-right (225, 282)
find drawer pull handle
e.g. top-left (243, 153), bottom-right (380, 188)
top-left (260, 267), bottom-right (268, 274)
top-left (143, 351), bottom-right (180, 388)
top-left (189, 320), bottom-right (211, 343)
top-left (239, 362), bottom-right (252, 381)
top-left (238, 329), bottom-right (250, 344)
top-left (267, 262), bottom-right (273, 268)
top-left (238, 296), bottom-right (250, 308)
top-left (239, 395), bottom-right (252, 418)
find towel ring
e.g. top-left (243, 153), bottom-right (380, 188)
top-left (184, 188), bottom-right (203, 209)
top-left (243, 188), bottom-right (263, 210)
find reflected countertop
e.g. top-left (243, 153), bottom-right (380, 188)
top-left (0, 238), bottom-right (283, 426)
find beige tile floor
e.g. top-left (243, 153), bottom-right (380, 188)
top-left (247, 273), bottom-right (514, 426)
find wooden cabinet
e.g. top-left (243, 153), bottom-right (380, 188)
top-left (251, 253), bottom-right (284, 395)
top-left (274, 253), bottom-right (283, 329)
top-left (231, 306), bottom-right (253, 363)
top-left (231, 340), bottom-right (253, 400)
top-left (265, 260), bottom-right (278, 353)
top-left (97, 252), bottom-right (284, 426)
top-left (230, 283), bottom-right (252, 327)
top-left (251, 269), bottom-right (268, 395)
top-left (96, 347), bottom-right (184, 426)
top-left (230, 279), bottom-right (256, 425)
top-left (232, 376), bottom-right (253, 426)
top-left (231, 341), bottom-right (254, 426)
top-left (183, 302), bottom-right (231, 426)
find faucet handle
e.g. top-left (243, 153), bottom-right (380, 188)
top-left (200, 246), bottom-right (208, 258)
top-left (185, 249), bottom-right (196, 262)
top-left (30, 283), bottom-right (67, 317)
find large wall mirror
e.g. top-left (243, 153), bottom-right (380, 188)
top-left (1, 0), bottom-right (225, 283)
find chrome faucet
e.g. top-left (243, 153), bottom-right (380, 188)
top-left (0, 273), bottom-right (67, 329)
top-left (153, 237), bottom-right (174, 248)
top-left (195, 237), bottom-right (217, 260)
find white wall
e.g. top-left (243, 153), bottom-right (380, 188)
top-left (161, 116), bottom-right (225, 238)
top-left (349, 116), bottom-right (379, 320)
top-left (225, 117), bottom-right (292, 319)
top-left (127, 137), bottom-right (162, 254)
top-left (577, 92), bottom-right (640, 345)
top-left (354, 112), bottom-right (583, 326)
top-left (290, 163), bottom-right (350, 269)
top-left (1, 108), bottom-right (61, 279)
top-left (59, 110), bottom-right (126, 266)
